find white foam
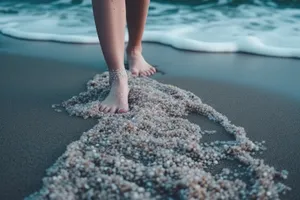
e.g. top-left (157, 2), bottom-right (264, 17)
top-left (1, 1), bottom-right (300, 58)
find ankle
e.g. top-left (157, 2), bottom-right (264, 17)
top-left (126, 44), bottom-right (142, 56)
top-left (109, 69), bottom-right (128, 86)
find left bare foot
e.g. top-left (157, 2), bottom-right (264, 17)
top-left (126, 46), bottom-right (156, 77)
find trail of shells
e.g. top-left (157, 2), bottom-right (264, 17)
top-left (26, 72), bottom-right (290, 200)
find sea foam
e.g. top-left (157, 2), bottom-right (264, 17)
top-left (1, 1), bottom-right (300, 58)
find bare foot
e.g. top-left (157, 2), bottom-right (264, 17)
top-left (99, 69), bottom-right (129, 114)
top-left (126, 46), bottom-right (156, 77)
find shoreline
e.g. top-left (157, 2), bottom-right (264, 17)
top-left (1, 34), bottom-right (299, 101)
top-left (0, 36), bottom-right (299, 199)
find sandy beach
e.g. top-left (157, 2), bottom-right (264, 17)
top-left (0, 35), bottom-right (299, 200)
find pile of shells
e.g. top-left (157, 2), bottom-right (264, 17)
top-left (26, 71), bottom-right (290, 200)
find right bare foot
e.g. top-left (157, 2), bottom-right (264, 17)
top-left (126, 46), bottom-right (156, 77)
top-left (99, 69), bottom-right (129, 114)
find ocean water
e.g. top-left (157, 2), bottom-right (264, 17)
top-left (0, 0), bottom-right (300, 58)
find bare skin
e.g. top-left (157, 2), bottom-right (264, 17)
top-left (100, 70), bottom-right (129, 114)
top-left (91, 0), bottom-right (156, 114)
top-left (125, 0), bottom-right (156, 77)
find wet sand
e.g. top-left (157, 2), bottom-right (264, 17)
top-left (0, 36), bottom-right (299, 199)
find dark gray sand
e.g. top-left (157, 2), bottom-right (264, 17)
top-left (0, 53), bottom-right (99, 200)
top-left (0, 38), bottom-right (300, 199)
top-left (25, 71), bottom-right (292, 200)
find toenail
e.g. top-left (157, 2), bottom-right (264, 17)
top-left (117, 108), bottom-right (127, 113)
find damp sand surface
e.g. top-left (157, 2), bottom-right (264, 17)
top-left (0, 45), bottom-right (300, 199)
top-left (26, 71), bottom-right (290, 200)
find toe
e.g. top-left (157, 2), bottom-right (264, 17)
top-left (103, 106), bottom-right (110, 113)
top-left (151, 67), bottom-right (156, 73)
top-left (99, 105), bottom-right (106, 112)
top-left (117, 108), bottom-right (128, 113)
top-left (140, 72), bottom-right (147, 77)
top-left (98, 104), bottom-right (103, 111)
top-left (148, 69), bottom-right (153, 76)
top-left (131, 69), bottom-right (138, 76)
top-left (109, 107), bottom-right (117, 114)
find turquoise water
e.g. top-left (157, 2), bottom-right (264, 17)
top-left (1, 0), bottom-right (300, 58)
